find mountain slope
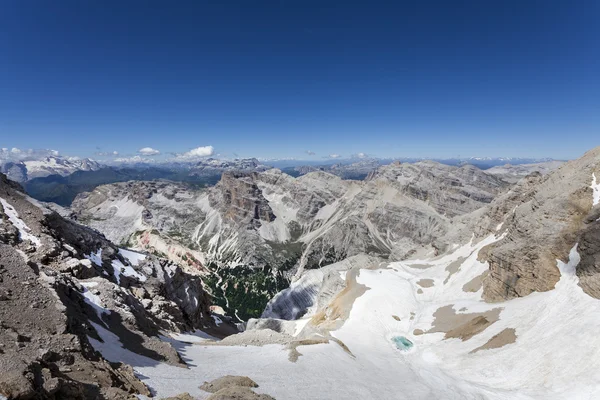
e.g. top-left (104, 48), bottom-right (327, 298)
top-left (483, 161), bottom-right (565, 183)
top-left (451, 147), bottom-right (600, 301)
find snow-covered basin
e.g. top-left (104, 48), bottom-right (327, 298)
top-left (90, 235), bottom-right (600, 399)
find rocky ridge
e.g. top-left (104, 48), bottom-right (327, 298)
top-left (476, 148), bottom-right (600, 301)
top-left (483, 160), bottom-right (565, 183)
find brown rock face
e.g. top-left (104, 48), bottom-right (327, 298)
top-left (212, 171), bottom-right (275, 227)
top-left (367, 161), bottom-right (510, 217)
top-left (575, 211), bottom-right (600, 298)
top-left (200, 375), bottom-right (259, 393)
top-left (200, 375), bottom-right (275, 400)
top-left (478, 147), bottom-right (600, 301)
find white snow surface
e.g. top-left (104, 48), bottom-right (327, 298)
top-left (84, 197), bottom-right (146, 245)
top-left (89, 234), bottom-right (600, 399)
top-left (118, 248), bottom-right (147, 266)
top-left (0, 197), bottom-right (41, 246)
top-left (86, 249), bottom-right (103, 267)
top-left (163, 330), bottom-right (218, 344)
top-left (111, 259), bottom-right (146, 284)
top-left (85, 249), bottom-right (146, 284)
top-left (80, 281), bottom-right (109, 319)
top-left (592, 173), bottom-right (600, 206)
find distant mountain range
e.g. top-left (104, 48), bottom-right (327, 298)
top-left (278, 157), bottom-right (563, 180)
top-left (0, 156), bottom-right (102, 183)
top-left (3, 156), bottom-right (271, 206)
top-left (266, 156), bottom-right (559, 170)
top-left (0, 153), bottom-right (564, 207)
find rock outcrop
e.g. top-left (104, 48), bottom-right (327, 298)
top-left (200, 375), bottom-right (275, 400)
top-left (210, 171), bottom-right (276, 227)
top-left (462, 147), bottom-right (600, 301)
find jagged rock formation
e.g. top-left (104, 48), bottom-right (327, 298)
top-left (0, 173), bottom-right (232, 399)
top-left (441, 148), bottom-right (600, 301)
top-left (211, 171), bottom-right (276, 227)
top-left (366, 161), bottom-right (509, 217)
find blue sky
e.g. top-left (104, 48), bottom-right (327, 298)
top-left (0, 1), bottom-right (598, 161)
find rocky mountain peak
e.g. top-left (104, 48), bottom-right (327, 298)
top-left (367, 160), bottom-right (510, 217)
top-left (461, 147), bottom-right (600, 301)
top-left (212, 171), bottom-right (276, 226)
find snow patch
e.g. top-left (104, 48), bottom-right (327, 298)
top-left (163, 330), bottom-right (218, 344)
top-left (119, 248), bottom-right (147, 266)
top-left (111, 259), bottom-right (147, 284)
top-left (86, 249), bottom-right (103, 267)
top-left (314, 200), bottom-right (339, 220)
top-left (212, 315), bottom-right (223, 326)
top-left (0, 197), bottom-right (41, 246)
top-left (80, 281), bottom-right (109, 319)
top-left (591, 173), bottom-right (600, 206)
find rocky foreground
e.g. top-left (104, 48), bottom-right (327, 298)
top-left (0, 173), bottom-right (236, 399)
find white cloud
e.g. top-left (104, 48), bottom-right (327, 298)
top-left (348, 152), bottom-right (368, 159)
top-left (138, 147), bottom-right (160, 156)
top-left (0, 148), bottom-right (64, 163)
top-left (113, 155), bottom-right (155, 164)
top-left (95, 150), bottom-right (120, 157)
top-left (177, 145), bottom-right (215, 159)
top-left (305, 150), bottom-right (316, 156)
top-left (328, 154), bottom-right (341, 159)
